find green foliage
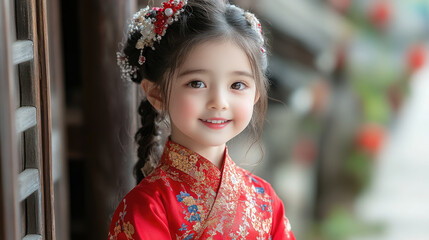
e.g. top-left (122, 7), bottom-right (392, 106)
top-left (310, 207), bottom-right (385, 240)
top-left (346, 150), bottom-right (372, 191)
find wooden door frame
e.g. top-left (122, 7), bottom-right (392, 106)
top-left (0, 0), bottom-right (21, 238)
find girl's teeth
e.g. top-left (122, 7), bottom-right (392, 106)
top-left (206, 120), bottom-right (227, 124)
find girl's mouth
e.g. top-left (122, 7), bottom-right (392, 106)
top-left (200, 118), bottom-right (231, 129)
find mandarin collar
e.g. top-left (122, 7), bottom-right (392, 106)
top-left (160, 140), bottom-right (233, 181)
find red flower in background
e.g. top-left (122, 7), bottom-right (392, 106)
top-left (407, 44), bottom-right (426, 73)
top-left (369, 1), bottom-right (391, 30)
top-left (329, 0), bottom-right (351, 13)
top-left (356, 123), bottom-right (386, 157)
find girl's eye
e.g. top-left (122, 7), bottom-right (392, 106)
top-left (187, 81), bottom-right (206, 88)
top-left (231, 82), bottom-right (247, 90)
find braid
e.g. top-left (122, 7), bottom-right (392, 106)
top-left (134, 99), bottom-right (163, 184)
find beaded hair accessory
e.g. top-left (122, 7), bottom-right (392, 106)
top-left (117, 0), bottom-right (188, 81)
top-left (244, 11), bottom-right (266, 54)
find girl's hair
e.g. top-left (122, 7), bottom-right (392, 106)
top-left (122, 0), bottom-right (269, 184)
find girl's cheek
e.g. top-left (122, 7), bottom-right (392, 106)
top-left (233, 99), bottom-right (254, 124)
top-left (180, 96), bottom-right (199, 115)
top-left (170, 94), bottom-right (199, 119)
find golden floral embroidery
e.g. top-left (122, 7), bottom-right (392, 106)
top-left (194, 170), bottom-right (206, 182)
top-left (170, 151), bottom-right (197, 173)
top-left (108, 199), bottom-right (135, 240)
top-left (195, 154), bottom-right (242, 238)
top-left (114, 225), bottom-right (121, 236)
top-left (123, 222), bottom-right (135, 238)
top-left (182, 196), bottom-right (196, 206)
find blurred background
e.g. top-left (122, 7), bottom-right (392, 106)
top-left (1, 0), bottom-right (429, 239)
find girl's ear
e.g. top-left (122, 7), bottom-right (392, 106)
top-left (141, 79), bottom-right (163, 111)
top-left (254, 91), bottom-right (260, 104)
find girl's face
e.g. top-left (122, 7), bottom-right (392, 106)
top-left (168, 40), bottom-right (259, 151)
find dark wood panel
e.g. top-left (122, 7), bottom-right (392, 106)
top-left (47, 0), bottom-right (69, 238)
top-left (15, 0), bottom-right (34, 40)
top-left (80, 0), bottom-right (137, 239)
top-left (25, 191), bottom-right (41, 235)
top-left (21, 200), bottom-right (26, 238)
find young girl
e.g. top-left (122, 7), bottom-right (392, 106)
top-left (109, 0), bottom-right (295, 239)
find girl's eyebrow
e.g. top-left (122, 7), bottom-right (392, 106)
top-left (178, 69), bottom-right (208, 77)
top-left (231, 71), bottom-right (254, 79)
top-left (178, 69), bottom-right (254, 78)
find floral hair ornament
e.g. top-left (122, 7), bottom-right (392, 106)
top-left (117, 0), bottom-right (188, 81)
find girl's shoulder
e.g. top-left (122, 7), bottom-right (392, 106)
top-left (235, 165), bottom-right (278, 196)
top-left (108, 168), bottom-right (173, 239)
top-left (110, 167), bottom-right (171, 222)
top-left (120, 166), bottom-right (170, 202)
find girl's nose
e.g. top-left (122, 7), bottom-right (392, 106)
top-left (207, 87), bottom-right (229, 110)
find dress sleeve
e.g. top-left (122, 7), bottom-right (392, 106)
top-left (107, 189), bottom-right (171, 240)
top-left (270, 190), bottom-right (296, 240)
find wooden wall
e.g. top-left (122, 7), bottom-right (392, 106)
top-left (79, 0), bottom-right (139, 239)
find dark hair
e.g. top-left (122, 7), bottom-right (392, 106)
top-left (121, 0), bottom-right (268, 184)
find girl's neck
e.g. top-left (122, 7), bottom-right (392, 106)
top-left (193, 144), bottom-right (226, 169)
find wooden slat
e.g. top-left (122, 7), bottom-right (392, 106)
top-left (16, 106), bottom-right (37, 133)
top-left (13, 40), bottom-right (34, 65)
top-left (18, 169), bottom-right (40, 202)
top-left (35, 0), bottom-right (56, 238)
top-left (24, 183), bottom-right (42, 237)
top-left (22, 234), bottom-right (42, 240)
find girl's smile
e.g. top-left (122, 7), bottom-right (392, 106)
top-left (200, 118), bottom-right (232, 129)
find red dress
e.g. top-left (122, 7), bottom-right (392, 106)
top-left (108, 141), bottom-right (295, 240)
